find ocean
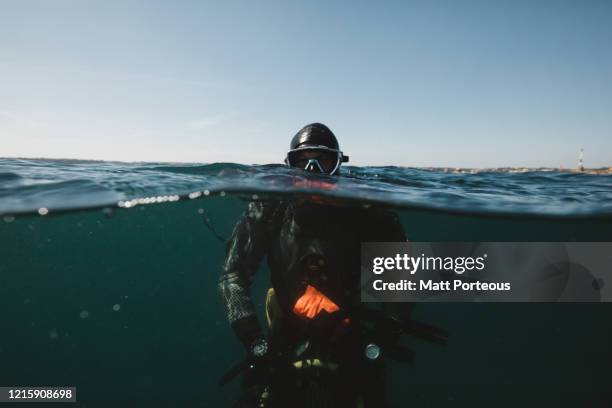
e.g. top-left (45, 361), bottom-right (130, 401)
top-left (1, 157), bottom-right (611, 407)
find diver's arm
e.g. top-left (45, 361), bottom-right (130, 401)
top-left (218, 201), bottom-right (275, 350)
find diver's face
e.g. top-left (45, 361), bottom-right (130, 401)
top-left (287, 148), bottom-right (340, 174)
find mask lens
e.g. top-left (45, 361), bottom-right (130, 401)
top-left (287, 150), bottom-right (309, 169)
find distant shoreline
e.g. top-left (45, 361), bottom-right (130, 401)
top-left (422, 167), bottom-right (612, 175)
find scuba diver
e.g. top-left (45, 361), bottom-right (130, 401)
top-left (218, 123), bottom-right (446, 407)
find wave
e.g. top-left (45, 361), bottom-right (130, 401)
top-left (0, 158), bottom-right (611, 218)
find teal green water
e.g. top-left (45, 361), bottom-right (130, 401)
top-left (1, 196), bottom-right (611, 406)
top-left (1, 158), bottom-right (611, 406)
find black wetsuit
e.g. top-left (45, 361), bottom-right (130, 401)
top-left (218, 198), bottom-right (406, 406)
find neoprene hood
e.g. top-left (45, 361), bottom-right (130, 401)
top-left (290, 123), bottom-right (340, 150)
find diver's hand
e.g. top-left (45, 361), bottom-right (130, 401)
top-left (383, 313), bottom-right (405, 337)
top-left (242, 337), bottom-right (271, 392)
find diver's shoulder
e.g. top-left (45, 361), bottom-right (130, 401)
top-left (366, 206), bottom-right (402, 226)
top-left (367, 205), bottom-right (399, 217)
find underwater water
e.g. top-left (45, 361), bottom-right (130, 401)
top-left (1, 158), bottom-right (611, 407)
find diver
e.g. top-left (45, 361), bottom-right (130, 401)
top-left (218, 123), bottom-right (437, 407)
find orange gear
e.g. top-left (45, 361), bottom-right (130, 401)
top-left (293, 284), bottom-right (340, 319)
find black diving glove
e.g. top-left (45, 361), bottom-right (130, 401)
top-left (232, 316), bottom-right (271, 390)
top-left (241, 336), bottom-right (272, 404)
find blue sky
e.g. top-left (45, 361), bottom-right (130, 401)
top-left (1, 0), bottom-right (611, 167)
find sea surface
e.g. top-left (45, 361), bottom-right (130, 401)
top-left (1, 157), bottom-right (611, 407)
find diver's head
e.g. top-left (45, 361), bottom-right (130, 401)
top-left (285, 123), bottom-right (349, 175)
